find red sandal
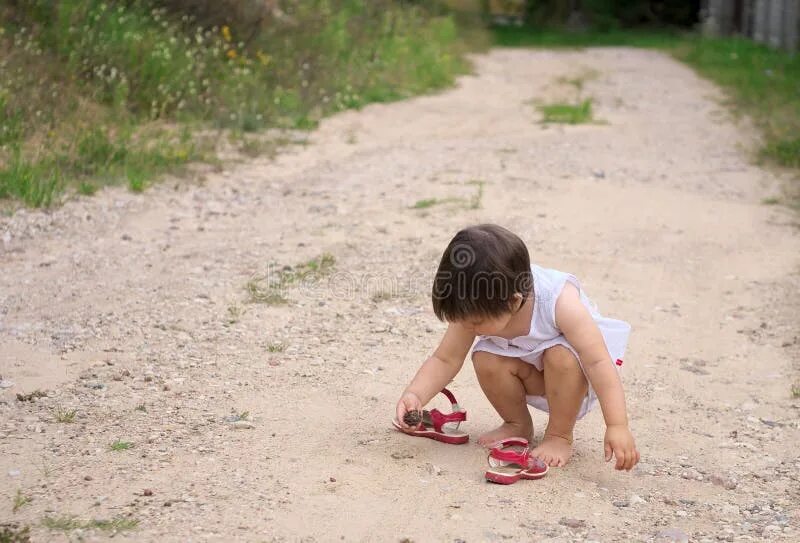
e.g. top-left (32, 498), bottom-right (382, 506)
top-left (485, 437), bottom-right (548, 484)
top-left (392, 388), bottom-right (469, 445)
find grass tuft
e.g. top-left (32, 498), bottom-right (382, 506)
top-left (42, 515), bottom-right (137, 534)
top-left (538, 99), bottom-right (593, 124)
top-left (247, 253), bottom-right (336, 305)
top-left (109, 440), bottom-right (133, 451)
top-left (12, 490), bottom-right (32, 514)
top-left (54, 408), bottom-right (76, 423)
top-left (0, 523), bottom-right (31, 543)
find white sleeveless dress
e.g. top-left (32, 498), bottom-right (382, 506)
top-left (471, 265), bottom-right (631, 419)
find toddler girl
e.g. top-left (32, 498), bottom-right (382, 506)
top-left (395, 224), bottom-right (639, 469)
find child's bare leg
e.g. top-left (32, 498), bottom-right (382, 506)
top-left (472, 351), bottom-right (544, 447)
top-left (532, 345), bottom-right (588, 467)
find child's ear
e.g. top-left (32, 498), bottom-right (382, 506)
top-left (510, 292), bottom-right (524, 310)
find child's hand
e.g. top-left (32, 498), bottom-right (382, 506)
top-left (604, 424), bottom-right (640, 471)
top-left (395, 392), bottom-right (423, 430)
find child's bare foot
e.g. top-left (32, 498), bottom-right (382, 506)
top-left (532, 433), bottom-right (573, 467)
top-left (477, 422), bottom-right (533, 448)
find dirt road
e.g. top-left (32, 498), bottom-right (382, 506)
top-left (2, 47), bottom-right (799, 542)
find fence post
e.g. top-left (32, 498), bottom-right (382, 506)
top-left (783, 0), bottom-right (799, 50)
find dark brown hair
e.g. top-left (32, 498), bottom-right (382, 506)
top-left (432, 224), bottom-right (532, 322)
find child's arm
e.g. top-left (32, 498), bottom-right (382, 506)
top-left (396, 323), bottom-right (475, 429)
top-left (555, 282), bottom-right (640, 471)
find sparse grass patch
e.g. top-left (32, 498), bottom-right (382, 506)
top-left (134, 404), bottom-right (147, 412)
top-left (246, 253), bottom-right (336, 305)
top-left (538, 99), bottom-right (594, 124)
top-left (54, 408), bottom-right (76, 423)
top-left (109, 440), bottom-right (133, 451)
top-left (245, 278), bottom-right (290, 306)
top-left (0, 523), bottom-right (31, 543)
top-left (762, 197), bottom-right (781, 205)
top-left (12, 490), bottom-right (31, 514)
top-left (267, 342), bottom-right (286, 353)
top-left (412, 198), bottom-right (441, 209)
top-left (468, 180), bottom-right (485, 209)
top-left (42, 515), bottom-right (137, 534)
top-left (792, 383), bottom-right (800, 399)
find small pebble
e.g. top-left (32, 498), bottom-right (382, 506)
top-left (232, 420), bottom-right (255, 430)
top-left (84, 475), bottom-right (93, 481)
top-left (559, 517), bottom-right (586, 528)
top-left (655, 527), bottom-right (689, 543)
top-left (143, 489), bottom-right (153, 496)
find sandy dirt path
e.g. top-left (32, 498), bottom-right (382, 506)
top-left (2, 48), bottom-right (799, 542)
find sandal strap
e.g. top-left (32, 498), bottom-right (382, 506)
top-left (489, 439), bottom-right (545, 471)
top-left (427, 408), bottom-right (466, 433)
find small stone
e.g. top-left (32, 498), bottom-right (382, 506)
top-left (143, 489), bottom-right (153, 496)
top-left (8, 469), bottom-right (21, 477)
top-left (709, 473), bottom-right (738, 490)
top-left (426, 463), bottom-right (442, 476)
top-left (232, 420), bottom-right (255, 430)
top-left (629, 494), bottom-right (646, 505)
top-left (592, 169), bottom-right (606, 179)
top-left (655, 527), bottom-right (689, 543)
top-left (329, 477), bottom-right (336, 483)
top-left (0, 379), bottom-right (14, 389)
top-left (559, 517), bottom-right (586, 529)
top-left (163, 501), bottom-right (172, 507)
top-left (680, 468), bottom-right (703, 480)
top-left (612, 499), bottom-right (629, 508)
top-left (84, 475), bottom-right (93, 481)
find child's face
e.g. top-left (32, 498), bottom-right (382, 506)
top-left (461, 312), bottom-right (514, 336)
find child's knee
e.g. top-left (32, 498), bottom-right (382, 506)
top-left (473, 351), bottom-right (514, 377)
top-left (542, 345), bottom-right (582, 374)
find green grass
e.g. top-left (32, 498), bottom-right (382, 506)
top-left (12, 490), bottom-right (31, 513)
top-left (1, 1), bottom-right (478, 209)
top-left (247, 253), bottom-right (336, 305)
top-left (538, 99), bottom-right (594, 124)
top-left (42, 515), bottom-right (137, 534)
top-left (109, 440), bottom-right (133, 451)
top-left (267, 342), bottom-right (286, 353)
top-left (671, 37), bottom-right (800, 173)
top-left (53, 408), bottom-right (76, 423)
top-left (0, 524), bottom-right (31, 543)
top-left (412, 198), bottom-right (441, 209)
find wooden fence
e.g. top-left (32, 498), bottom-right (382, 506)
top-left (703, 0), bottom-right (800, 51)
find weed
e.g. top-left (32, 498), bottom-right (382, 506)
top-left (54, 408), bottom-right (76, 423)
top-left (109, 440), bottom-right (133, 451)
top-left (761, 197), bottom-right (781, 205)
top-left (538, 99), bottom-right (594, 124)
top-left (41, 515), bottom-right (137, 533)
top-left (77, 182), bottom-right (97, 196)
top-left (134, 404), bottom-right (147, 412)
top-left (468, 180), bottom-right (485, 209)
top-left (0, 523), bottom-right (31, 543)
top-left (226, 304), bottom-right (243, 324)
top-left (12, 490), bottom-right (31, 514)
top-left (247, 253), bottom-right (336, 305)
top-left (792, 383), bottom-right (800, 399)
top-left (413, 198), bottom-right (440, 209)
top-left (267, 342), bottom-right (286, 353)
